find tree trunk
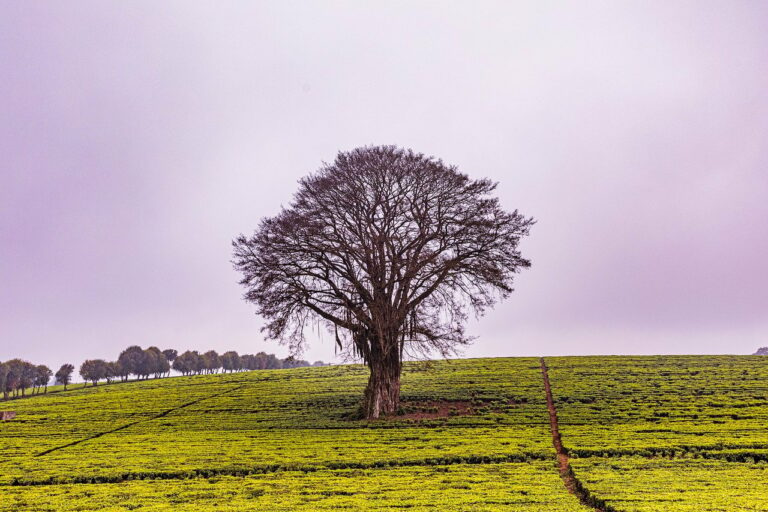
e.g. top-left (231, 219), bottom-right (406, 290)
top-left (362, 345), bottom-right (402, 419)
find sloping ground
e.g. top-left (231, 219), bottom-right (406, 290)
top-left (546, 356), bottom-right (768, 455)
top-left (571, 457), bottom-right (768, 512)
top-left (2, 355), bottom-right (768, 511)
top-left (547, 355), bottom-right (768, 511)
top-left (0, 358), bottom-right (591, 511)
top-left (3, 463), bottom-right (588, 511)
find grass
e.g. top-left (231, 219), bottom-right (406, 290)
top-left (547, 355), bottom-right (768, 455)
top-left (572, 457), bottom-right (768, 512)
top-left (2, 463), bottom-right (591, 511)
top-left (1, 355), bottom-right (767, 510)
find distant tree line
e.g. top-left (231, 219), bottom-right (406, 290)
top-left (0, 360), bottom-right (53, 399)
top-left (170, 350), bottom-right (315, 376)
top-left (1, 347), bottom-right (325, 399)
top-left (78, 346), bottom-right (325, 386)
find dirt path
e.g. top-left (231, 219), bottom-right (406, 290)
top-left (36, 384), bottom-right (244, 457)
top-left (540, 357), bottom-right (618, 512)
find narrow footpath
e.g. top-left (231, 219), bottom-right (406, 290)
top-left (540, 357), bottom-right (618, 512)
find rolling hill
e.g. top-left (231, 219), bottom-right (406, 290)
top-left (2, 356), bottom-right (767, 511)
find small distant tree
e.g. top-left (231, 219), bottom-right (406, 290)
top-left (233, 146), bottom-right (533, 418)
top-left (34, 365), bottom-right (52, 394)
top-left (156, 354), bottom-right (170, 378)
top-left (162, 349), bottom-right (177, 376)
top-left (754, 347), bottom-right (768, 356)
top-left (80, 359), bottom-right (107, 386)
top-left (19, 361), bottom-right (36, 397)
top-left (4, 359), bottom-right (24, 397)
top-left (254, 352), bottom-right (269, 370)
top-left (265, 353), bottom-right (283, 370)
top-left (221, 351), bottom-right (241, 373)
top-left (105, 362), bottom-right (123, 384)
top-left (144, 347), bottom-right (168, 379)
top-left (94, 360), bottom-right (108, 383)
top-left (114, 359), bottom-right (130, 382)
top-left (55, 364), bottom-right (75, 390)
top-left (171, 355), bottom-right (188, 375)
top-left (312, 361), bottom-right (326, 367)
top-left (282, 356), bottom-right (310, 369)
top-left (173, 351), bottom-right (203, 376)
top-left (139, 347), bottom-right (156, 379)
top-left (118, 346), bottom-right (147, 380)
top-left (240, 354), bottom-right (254, 370)
top-left (202, 350), bottom-right (221, 374)
top-left (191, 351), bottom-right (204, 374)
top-left (0, 363), bottom-right (9, 400)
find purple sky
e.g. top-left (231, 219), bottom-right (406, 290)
top-left (2, 1), bottom-right (768, 372)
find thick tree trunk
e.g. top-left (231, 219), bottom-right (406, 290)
top-left (362, 346), bottom-right (402, 419)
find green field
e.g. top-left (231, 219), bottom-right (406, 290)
top-left (1, 356), bottom-right (767, 511)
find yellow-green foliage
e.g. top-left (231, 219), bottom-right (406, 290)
top-left (1, 358), bottom-right (582, 511)
top-left (572, 457), bottom-right (768, 512)
top-left (3, 463), bottom-right (589, 511)
top-left (546, 355), bottom-right (768, 455)
top-left (547, 355), bottom-right (768, 512)
top-left (3, 355), bottom-right (768, 511)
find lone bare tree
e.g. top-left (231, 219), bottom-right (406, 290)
top-left (233, 146), bottom-right (533, 419)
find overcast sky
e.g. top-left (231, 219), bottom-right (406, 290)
top-left (2, 1), bottom-right (767, 372)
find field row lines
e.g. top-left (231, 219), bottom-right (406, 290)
top-left (35, 385), bottom-right (246, 457)
top-left (8, 453), bottom-right (555, 486)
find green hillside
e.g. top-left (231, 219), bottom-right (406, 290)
top-left (1, 356), bottom-right (767, 511)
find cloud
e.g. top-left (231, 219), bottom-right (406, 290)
top-left (1, 1), bottom-right (766, 370)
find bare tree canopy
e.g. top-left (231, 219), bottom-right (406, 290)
top-left (233, 146), bottom-right (534, 418)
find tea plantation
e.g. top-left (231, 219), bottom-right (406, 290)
top-left (1, 356), bottom-right (767, 511)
